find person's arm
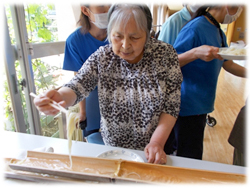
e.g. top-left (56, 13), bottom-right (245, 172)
top-left (178, 45), bottom-right (223, 67)
top-left (144, 46), bottom-right (181, 164)
top-left (33, 87), bottom-right (77, 116)
top-left (78, 100), bottom-right (86, 122)
top-left (144, 113), bottom-right (177, 164)
top-left (74, 72), bottom-right (87, 122)
top-left (223, 60), bottom-right (247, 78)
top-left (34, 48), bottom-right (100, 117)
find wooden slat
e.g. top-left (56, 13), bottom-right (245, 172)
top-left (8, 151), bottom-right (246, 183)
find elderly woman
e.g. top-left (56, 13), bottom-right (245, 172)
top-left (34, 4), bottom-right (182, 164)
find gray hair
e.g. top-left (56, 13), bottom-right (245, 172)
top-left (107, 4), bottom-right (152, 43)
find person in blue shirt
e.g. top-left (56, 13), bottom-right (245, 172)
top-left (158, 4), bottom-right (201, 155)
top-left (169, 5), bottom-right (247, 160)
top-left (158, 4), bottom-right (201, 45)
top-left (63, 4), bottom-right (110, 131)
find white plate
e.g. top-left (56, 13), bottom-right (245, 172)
top-left (218, 53), bottom-right (246, 60)
top-left (97, 149), bottom-right (144, 162)
top-left (218, 48), bottom-right (247, 60)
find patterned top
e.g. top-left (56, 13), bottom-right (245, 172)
top-left (64, 37), bottom-right (182, 150)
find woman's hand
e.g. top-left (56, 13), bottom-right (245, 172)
top-left (144, 141), bottom-right (167, 164)
top-left (144, 113), bottom-right (176, 164)
top-left (179, 45), bottom-right (224, 67)
top-left (79, 112), bottom-right (86, 122)
top-left (194, 45), bottom-right (224, 62)
top-left (33, 90), bottom-right (66, 116)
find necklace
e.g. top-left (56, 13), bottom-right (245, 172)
top-left (205, 12), bottom-right (226, 47)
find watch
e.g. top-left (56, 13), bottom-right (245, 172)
top-left (79, 118), bottom-right (87, 130)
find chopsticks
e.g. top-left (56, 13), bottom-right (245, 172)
top-left (30, 92), bottom-right (68, 114)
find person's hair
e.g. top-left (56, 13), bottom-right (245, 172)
top-left (181, 5), bottom-right (223, 28)
top-left (77, 5), bottom-right (91, 34)
top-left (189, 5), bottom-right (222, 22)
top-left (107, 4), bottom-right (152, 43)
top-left (190, 6), bottom-right (209, 20)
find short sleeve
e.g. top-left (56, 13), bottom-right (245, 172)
top-left (63, 48), bottom-right (102, 104)
top-left (63, 37), bottom-right (84, 72)
top-left (173, 27), bottom-right (198, 54)
top-left (162, 45), bottom-right (183, 118)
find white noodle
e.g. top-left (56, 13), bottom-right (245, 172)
top-left (114, 162), bottom-right (121, 177)
top-left (66, 111), bottom-right (80, 168)
top-left (220, 47), bottom-right (246, 55)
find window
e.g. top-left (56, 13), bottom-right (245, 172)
top-left (3, 3), bottom-right (78, 137)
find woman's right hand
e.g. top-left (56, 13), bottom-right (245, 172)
top-left (179, 45), bottom-right (224, 67)
top-left (33, 90), bottom-right (66, 116)
top-left (195, 45), bottom-right (224, 61)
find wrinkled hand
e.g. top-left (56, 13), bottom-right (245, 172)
top-left (78, 112), bottom-right (86, 122)
top-left (77, 112), bottom-right (87, 129)
top-left (195, 45), bottom-right (224, 61)
top-left (33, 90), bottom-right (66, 116)
top-left (144, 141), bottom-right (167, 164)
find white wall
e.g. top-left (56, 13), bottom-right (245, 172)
top-left (55, 3), bottom-right (81, 41)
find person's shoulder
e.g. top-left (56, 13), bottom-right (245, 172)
top-left (182, 16), bottom-right (209, 36)
top-left (148, 38), bottom-right (175, 53)
top-left (161, 13), bottom-right (180, 27)
top-left (169, 10), bottom-right (184, 20)
top-left (66, 27), bottom-right (88, 41)
top-left (90, 44), bottom-right (115, 67)
top-left (186, 16), bottom-right (206, 27)
top-left (98, 43), bottom-right (112, 50)
top-left (147, 39), bottom-right (177, 68)
top-left (152, 37), bottom-right (172, 46)
top-left (93, 43), bottom-right (113, 56)
top-left (165, 8), bottom-right (186, 22)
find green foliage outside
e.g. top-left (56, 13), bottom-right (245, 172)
top-left (4, 4), bottom-right (61, 137)
top-left (25, 4), bottom-right (57, 42)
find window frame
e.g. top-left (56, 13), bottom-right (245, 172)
top-left (4, 4), bottom-right (66, 135)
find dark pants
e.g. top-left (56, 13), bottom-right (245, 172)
top-left (233, 148), bottom-right (245, 166)
top-left (228, 103), bottom-right (246, 167)
top-left (164, 114), bottom-right (207, 160)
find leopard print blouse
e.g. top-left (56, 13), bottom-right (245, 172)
top-left (64, 37), bottom-right (182, 150)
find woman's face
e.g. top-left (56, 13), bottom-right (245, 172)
top-left (111, 17), bottom-right (147, 64)
top-left (88, 5), bottom-right (110, 14)
top-left (82, 5), bottom-right (110, 22)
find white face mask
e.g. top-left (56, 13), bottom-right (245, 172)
top-left (188, 4), bottom-right (202, 13)
top-left (89, 10), bottom-right (109, 29)
top-left (222, 7), bottom-right (242, 24)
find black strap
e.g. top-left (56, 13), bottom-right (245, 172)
top-left (79, 118), bottom-right (87, 130)
top-left (205, 12), bottom-right (225, 47)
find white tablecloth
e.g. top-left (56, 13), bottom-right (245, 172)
top-left (2, 131), bottom-right (246, 176)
